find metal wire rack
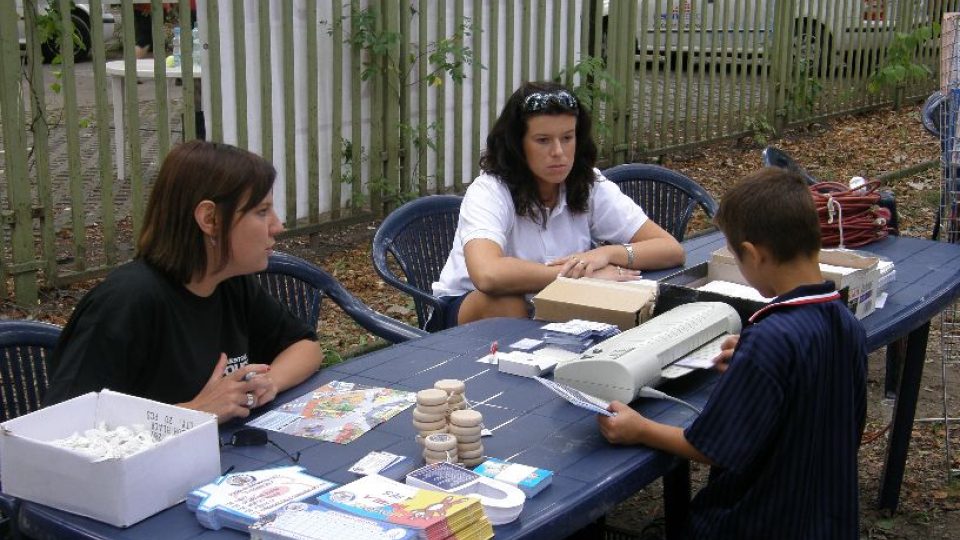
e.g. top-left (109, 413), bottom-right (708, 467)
top-left (927, 12), bottom-right (960, 480)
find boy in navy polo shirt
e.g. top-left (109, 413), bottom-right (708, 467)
top-left (598, 167), bottom-right (867, 539)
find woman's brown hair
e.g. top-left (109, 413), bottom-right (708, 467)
top-left (479, 81), bottom-right (598, 226)
top-left (137, 140), bottom-right (276, 283)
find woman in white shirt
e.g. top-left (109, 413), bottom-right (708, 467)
top-left (431, 81), bottom-right (685, 329)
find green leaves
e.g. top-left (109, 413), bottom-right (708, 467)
top-left (868, 25), bottom-right (937, 94)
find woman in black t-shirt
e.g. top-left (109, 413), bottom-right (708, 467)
top-left (45, 141), bottom-right (323, 423)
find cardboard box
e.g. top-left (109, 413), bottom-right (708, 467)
top-left (657, 248), bottom-right (878, 325)
top-left (0, 390), bottom-right (220, 527)
top-left (710, 247), bottom-right (880, 319)
top-left (533, 277), bottom-right (656, 331)
top-left (656, 263), bottom-right (769, 326)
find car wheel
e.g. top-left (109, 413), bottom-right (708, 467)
top-left (40, 9), bottom-right (92, 64)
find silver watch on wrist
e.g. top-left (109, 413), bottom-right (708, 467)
top-left (622, 243), bottom-right (635, 269)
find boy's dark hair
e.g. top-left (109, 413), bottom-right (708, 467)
top-left (715, 167), bottom-right (821, 263)
top-left (137, 140), bottom-right (276, 283)
top-left (479, 81), bottom-right (598, 226)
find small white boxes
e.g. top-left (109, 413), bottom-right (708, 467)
top-left (497, 351), bottom-right (558, 378)
top-left (0, 390), bottom-right (220, 527)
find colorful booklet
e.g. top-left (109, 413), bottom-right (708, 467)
top-left (318, 474), bottom-right (493, 540)
top-left (250, 502), bottom-right (417, 540)
top-left (186, 466), bottom-right (336, 531)
top-left (247, 380), bottom-right (416, 444)
top-left (405, 462), bottom-right (525, 525)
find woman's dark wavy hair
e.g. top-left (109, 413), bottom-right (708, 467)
top-left (479, 81), bottom-right (598, 226)
top-left (137, 140), bottom-right (276, 283)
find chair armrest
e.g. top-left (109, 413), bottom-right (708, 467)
top-left (322, 277), bottom-right (428, 343)
top-left (371, 242), bottom-right (446, 324)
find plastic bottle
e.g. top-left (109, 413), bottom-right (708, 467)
top-left (191, 27), bottom-right (201, 68)
top-left (171, 27), bottom-right (181, 68)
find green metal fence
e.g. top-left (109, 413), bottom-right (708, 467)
top-left (0, 0), bottom-right (949, 305)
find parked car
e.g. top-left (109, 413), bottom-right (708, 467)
top-left (602, 0), bottom-right (935, 71)
top-left (16, 1), bottom-right (116, 63)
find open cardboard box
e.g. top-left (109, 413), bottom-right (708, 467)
top-left (658, 248), bottom-right (878, 324)
top-left (533, 277), bottom-right (657, 331)
top-left (0, 390), bottom-right (220, 527)
top-left (710, 247), bottom-right (880, 319)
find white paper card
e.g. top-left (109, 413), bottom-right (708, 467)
top-left (510, 338), bottom-right (543, 350)
top-left (533, 377), bottom-right (614, 417)
top-left (673, 334), bottom-right (729, 370)
top-left (349, 451), bottom-right (406, 475)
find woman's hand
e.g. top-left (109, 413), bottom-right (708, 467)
top-left (247, 370), bottom-right (279, 408)
top-left (586, 264), bottom-right (643, 281)
top-left (179, 353), bottom-right (272, 423)
top-left (712, 334), bottom-right (739, 373)
top-left (548, 245), bottom-right (616, 277)
top-left (549, 246), bottom-right (642, 281)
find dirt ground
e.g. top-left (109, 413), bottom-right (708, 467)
top-left (3, 101), bottom-right (959, 538)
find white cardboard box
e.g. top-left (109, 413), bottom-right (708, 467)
top-left (0, 390), bottom-right (220, 527)
top-left (709, 247), bottom-right (881, 319)
top-left (533, 277), bottom-right (657, 331)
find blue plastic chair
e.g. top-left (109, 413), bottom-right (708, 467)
top-left (922, 90), bottom-right (945, 139)
top-left (601, 163), bottom-right (719, 241)
top-left (0, 319), bottom-right (62, 538)
top-left (372, 195), bottom-right (463, 332)
top-left (257, 252), bottom-right (426, 344)
top-left (761, 146), bottom-right (821, 186)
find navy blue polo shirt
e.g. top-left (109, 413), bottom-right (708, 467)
top-left (684, 281), bottom-right (867, 539)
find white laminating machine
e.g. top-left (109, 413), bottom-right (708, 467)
top-left (553, 302), bottom-right (742, 403)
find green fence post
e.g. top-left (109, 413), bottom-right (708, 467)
top-left (0, 1), bottom-right (37, 304)
top-left (769, 0), bottom-right (795, 133)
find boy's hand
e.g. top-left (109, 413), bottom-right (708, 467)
top-left (713, 334), bottom-right (740, 373)
top-left (598, 401), bottom-right (647, 445)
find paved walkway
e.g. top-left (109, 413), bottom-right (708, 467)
top-left (0, 59), bottom-right (184, 231)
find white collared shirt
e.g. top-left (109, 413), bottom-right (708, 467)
top-left (432, 170), bottom-right (648, 297)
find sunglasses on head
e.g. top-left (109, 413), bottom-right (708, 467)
top-left (222, 428), bottom-right (301, 464)
top-left (522, 90), bottom-right (579, 113)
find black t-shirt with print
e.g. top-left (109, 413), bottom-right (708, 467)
top-left (44, 259), bottom-right (317, 406)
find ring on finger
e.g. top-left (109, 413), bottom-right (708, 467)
top-left (245, 392), bottom-right (256, 408)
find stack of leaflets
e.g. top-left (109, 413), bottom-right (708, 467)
top-left (250, 502), bottom-right (417, 540)
top-left (405, 462), bottom-right (525, 525)
top-left (186, 466), bottom-right (336, 531)
top-left (541, 320), bottom-right (620, 353)
top-left (472, 458), bottom-right (553, 498)
top-left (534, 376), bottom-right (615, 417)
top-left (318, 474), bottom-right (493, 540)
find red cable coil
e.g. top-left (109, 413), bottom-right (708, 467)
top-left (809, 180), bottom-right (892, 248)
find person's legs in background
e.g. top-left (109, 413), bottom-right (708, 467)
top-left (189, 8), bottom-right (205, 140)
top-left (133, 7), bottom-right (153, 59)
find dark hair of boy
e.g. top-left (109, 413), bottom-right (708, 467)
top-left (714, 167), bottom-right (821, 263)
top-left (479, 81), bottom-right (598, 225)
top-left (137, 140), bottom-right (276, 283)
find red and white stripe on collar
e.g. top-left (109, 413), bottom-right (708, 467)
top-left (748, 291), bottom-right (841, 324)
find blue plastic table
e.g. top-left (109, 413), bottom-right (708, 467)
top-left (16, 232), bottom-right (960, 538)
top-left (18, 317), bottom-right (711, 540)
